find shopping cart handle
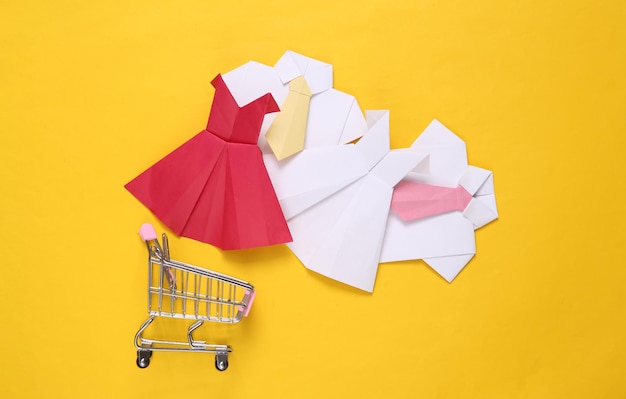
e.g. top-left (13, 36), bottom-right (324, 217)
top-left (139, 223), bottom-right (158, 242)
top-left (243, 290), bottom-right (256, 317)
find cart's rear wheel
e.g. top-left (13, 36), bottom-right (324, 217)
top-left (215, 353), bottom-right (228, 371)
top-left (136, 350), bottom-right (152, 369)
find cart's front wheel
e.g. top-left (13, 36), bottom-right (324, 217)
top-left (136, 350), bottom-right (152, 369)
top-left (215, 353), bottom-right (228, 371)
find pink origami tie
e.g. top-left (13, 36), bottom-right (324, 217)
top-left (390, 181), bottom-right (473, 221)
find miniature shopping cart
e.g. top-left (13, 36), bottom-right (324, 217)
top-left (134, 223), bottom-right (256, 371)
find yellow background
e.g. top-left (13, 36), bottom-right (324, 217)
top-left (2, 1), bottom-right (625, 397)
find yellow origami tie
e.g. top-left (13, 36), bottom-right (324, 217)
top-left (266, 76), bottom-right (312, 160)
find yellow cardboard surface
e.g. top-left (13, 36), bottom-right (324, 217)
top-left (1, 1), bottom-right (625, 397)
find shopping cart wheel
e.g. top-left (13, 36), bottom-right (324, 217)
top-left (136, 350), bottom-right (152, 369)
top-left (215, 353), bottom-right (228, 371)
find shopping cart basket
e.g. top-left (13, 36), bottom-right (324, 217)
top-left (134, 223), bottom-right (256, 371)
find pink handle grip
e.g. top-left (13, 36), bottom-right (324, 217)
top-left (139, 223), bottom-right (158, 242)
top-left (243, 290), bottom-right (256, 317)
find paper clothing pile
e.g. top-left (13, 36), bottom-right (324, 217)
top-left (126, 50), bottom-right (498, 291)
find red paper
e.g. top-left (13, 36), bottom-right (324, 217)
top-left (125, 74), bottom-right (292, 250)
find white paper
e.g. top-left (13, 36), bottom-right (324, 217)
top-left (380, 119), bottom-right (498, 282)
top-left (285, 111), bottom-right (427, 291)
top-left (223, 51), bottom-right (367, 157)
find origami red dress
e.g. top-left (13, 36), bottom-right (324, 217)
top-left (125, 74), bottom-right (292, 250)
